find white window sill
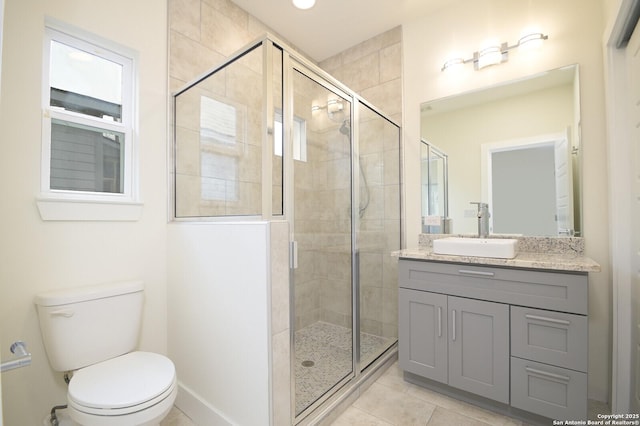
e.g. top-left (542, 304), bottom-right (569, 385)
top-left (36, 197), bottom-right (143, 221)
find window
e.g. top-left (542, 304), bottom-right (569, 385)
top-left (273, 110), bottom-right (307, 162)
top-left (38, 22), bottom-right (139, 220)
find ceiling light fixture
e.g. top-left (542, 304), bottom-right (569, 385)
top-left (292, 0), bottom-right (316, 10)
top-left (441, 32), bottom-right (548, 72)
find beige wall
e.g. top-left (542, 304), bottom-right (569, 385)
top-left (0, 0), bottom-right (168, 424)
top-left (403, 0), bottom-right (610, 401)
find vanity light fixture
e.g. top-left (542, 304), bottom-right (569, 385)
top-left (293, 0), bottom-right (316, 10)
top-left (476, 44), bottom-right (506, 69)
top-left (441, 32), bottom-right (548, 72)
top-left (517, 32), bottom-right (548, 50)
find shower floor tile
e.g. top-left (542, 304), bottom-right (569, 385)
top-left (295, 321), bottom-right (394, 415)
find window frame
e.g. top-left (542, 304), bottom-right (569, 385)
top-left (39, 22), bottom-right (139, 215)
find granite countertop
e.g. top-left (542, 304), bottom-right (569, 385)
top-left (393, 234), bottom-right (601, 273)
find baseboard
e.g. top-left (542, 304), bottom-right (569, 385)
top-left (174, 381), bottom-right (234, 426)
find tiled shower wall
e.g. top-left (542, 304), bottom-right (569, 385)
top-left (174, 47), bottom-right (265, 217)
top-left (357, 107), bottom-right (401, 340)
top-left (318, 26), bottom-right (403, 124)
top-left (319, 28), bottom-right (403, 340)
top-left (169, 0), bottom-right (297, 92)
top-left (292, 77), bottom-right (354, 331)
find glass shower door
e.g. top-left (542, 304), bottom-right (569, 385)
top-left (291, 68), bottom-right (353, 417)
top-left (357, 103), bottom-right (401, 370)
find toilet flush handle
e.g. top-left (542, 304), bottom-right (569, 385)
top-left (50, 309), bottom-right (74, 318)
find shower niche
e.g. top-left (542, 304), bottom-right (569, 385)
top-left (172, 35), bottom-right (401, 424)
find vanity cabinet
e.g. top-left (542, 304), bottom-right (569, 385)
top-left (398, 259), bottom-right (589, 421)
top-left (399, 289), bottom-right (509, 403)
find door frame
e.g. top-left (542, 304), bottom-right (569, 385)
top-left (480, 132), bottom-right (567, 235)
top-left (604, 0), bottom-right (637, 413)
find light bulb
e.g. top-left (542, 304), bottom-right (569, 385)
top-left (292, 0), bottom-right (316, 10)
top-left (477, 46), bottom-right (502, 69)
top-left (518, 33), bottom-right (547, 50)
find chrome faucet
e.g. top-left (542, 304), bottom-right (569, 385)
top-left (470, 202), bottom-right (490, 238)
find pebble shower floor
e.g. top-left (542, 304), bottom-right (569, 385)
top-left (294, 321), bottom-right (394, 414)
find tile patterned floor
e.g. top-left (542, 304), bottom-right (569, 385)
top-left (294, 321), bottom-right (394, 415)
top-left (162, 360), bottom-right (611, 426)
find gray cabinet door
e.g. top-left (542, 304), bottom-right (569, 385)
top-left (448, 296), bottom-right (509, 404)
top-left (398, 288), bottom-right (448, 383)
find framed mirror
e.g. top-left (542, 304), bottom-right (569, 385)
top-left (420, 64), bottom-right (581, 237)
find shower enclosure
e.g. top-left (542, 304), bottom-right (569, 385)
top-left (173, 35), bottom-right (401, 423)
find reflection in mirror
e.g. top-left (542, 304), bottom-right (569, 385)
top-left (420, 140), bottom-right (449, 233)
top-left (421, 64), bottom-right (581, 237)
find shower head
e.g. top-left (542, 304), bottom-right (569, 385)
top-left (339, 119), bottom-right (350, 136)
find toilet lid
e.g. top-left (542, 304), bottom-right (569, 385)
top-left (68, 351), bottom-right (175, 410)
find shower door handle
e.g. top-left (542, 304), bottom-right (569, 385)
top-left (290, 241), bottom-right (298, 269)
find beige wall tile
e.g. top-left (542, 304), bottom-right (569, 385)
top-left (380, 43), bottom-right (402, 83)
top-left (340, 52), bottom-right (380, 92)
top-left (272, 329), bottom-right (292, 425)
top-left (360, 78), bottom-right (402, 117)
top-left (201, 0), bottom-right (248, 27)
top-left (200, 2), bottom-right (250, 57)
top-left (169, 0), bottom-right (201, 42)
top-left (170, 30), bottom-right (225, 84)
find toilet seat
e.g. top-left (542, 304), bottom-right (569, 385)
top-left (68, 351), bottom-right (176, 416)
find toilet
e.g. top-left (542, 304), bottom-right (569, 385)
top-left (35, 281), bottom-right (177, 426)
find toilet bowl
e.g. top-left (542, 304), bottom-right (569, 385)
top-left (35, 281), bottom-right (176, 426)
top-left (66, 352), bottom-right (177, 426)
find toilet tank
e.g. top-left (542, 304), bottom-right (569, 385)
top-left (34, 281), bottom-right (144, 372)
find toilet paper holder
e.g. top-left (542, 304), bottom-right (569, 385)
top-left (1, 341), bottom-right (32, 373)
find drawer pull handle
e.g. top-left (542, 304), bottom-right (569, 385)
top-left (525, 314), bottom-right (571, 326)
top-left (438, 306), bottom-right (442, 338)
top-left (452, 310), bottom-right (456, 341)
top-left (525, 366), bottom-right (571, 382)
top-left (458, 269), bottom-right (495, 277)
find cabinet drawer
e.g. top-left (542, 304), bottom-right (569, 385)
top-left (399, 260), bottom-right (588, 314)
top-left (511, 306), bottom-right (587, 371)
top-left (511, 357), bottom-right (587, 421)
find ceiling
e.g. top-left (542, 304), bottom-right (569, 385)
top-left (229, 0), bottom-right (456, 62)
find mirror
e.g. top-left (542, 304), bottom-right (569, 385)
top-left (421, 140), bottom-right (449, 233)
top-left (420, 64), bottom-right (581, 237)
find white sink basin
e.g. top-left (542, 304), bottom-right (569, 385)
top-left (432, 237), bottom-right (517, 259)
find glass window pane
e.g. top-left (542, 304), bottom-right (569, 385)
top-left (50, 118), bottom-right (124, 193)
top-left (50, 40), bottom-right (123, 121)
top-left (175, 45), bottom-right (263, 217)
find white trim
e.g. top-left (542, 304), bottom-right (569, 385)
top-left (36, 198), bottom-right (143, 221)
top-left (604, 0), bottom-right (635, 413)
top-left (39, 21), bottom-right (140, 220)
